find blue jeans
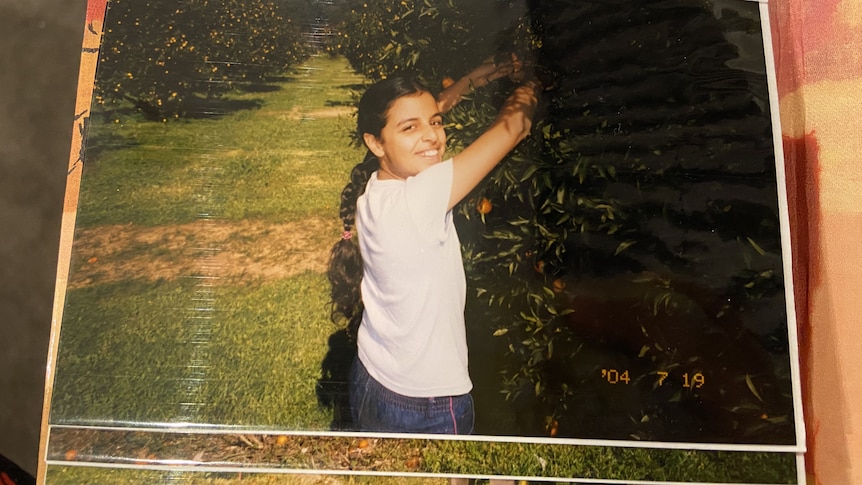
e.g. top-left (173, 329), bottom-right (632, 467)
top-left (349, 358), bottom-right (474, 435)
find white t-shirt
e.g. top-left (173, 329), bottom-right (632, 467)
top-left (355, 159), bottom-right (472, 397)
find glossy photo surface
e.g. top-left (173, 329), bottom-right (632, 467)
top-left (44, 0), bottom-right (803, 482)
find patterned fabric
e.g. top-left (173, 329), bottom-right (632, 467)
top-left (770, 1), bottom-right (862, 483)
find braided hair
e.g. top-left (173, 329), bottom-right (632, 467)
top-left (327, 76), bottom-right (430, 337)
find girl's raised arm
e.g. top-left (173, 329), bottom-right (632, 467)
top-left (447, 79), bottom-right (540, 210)
top-left (437, 57), bottom-right (517, 113)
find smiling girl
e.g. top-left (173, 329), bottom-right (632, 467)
top-left (328, 59), bottom-right (540, 435)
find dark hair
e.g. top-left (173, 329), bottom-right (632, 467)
top-left (327, 76), bottom-right (429, 337)
top-left (356, 75), bottom-right (428, 138)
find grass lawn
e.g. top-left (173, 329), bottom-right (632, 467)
top-left (45, 467), bottom-right (448, 485)
top-left (52, 274), bottom-right (335, 428)
top-left (78, 56), bottom-right (366, 227)
top-left (53, 55), bottom-right (365, 428)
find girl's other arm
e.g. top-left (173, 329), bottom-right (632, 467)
top-left (447, 80), bottom-right (539, 210)
top-left (437, 56), bottom-right (518, 113)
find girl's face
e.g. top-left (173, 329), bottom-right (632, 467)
top-left (364, 91), bottom-right (446, 181)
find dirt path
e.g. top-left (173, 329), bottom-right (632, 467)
top-left (68, 216), bottom-right (339, 289)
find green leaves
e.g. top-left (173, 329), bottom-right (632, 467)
top-left (97, 0), bottom-right (308, 119)
top-left (337, 0), bottom-right (791, 443)
top-left (338, 0), bottom-right (528, 83)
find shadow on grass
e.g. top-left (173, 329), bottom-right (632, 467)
top-left (233, 82), bottom-right (282, 93)
top-left (182, 96), bottom-right (265, 119)
top-left (315, 328), bottom-right (357, 431)
top-left (264, 75), bottom-right (300, 84)
top-left (325, 99), bottom-right (355, 107)
top-left (81, 133), bottom-right (142, 175)
top-left (96, 96), bottom-right (267, 121)
top-left (338, 83), bottom-right (367, 91)
top-left (75, 112), bottom-right (141, 174)
top-left (228, 72), bottom-right (308, 92)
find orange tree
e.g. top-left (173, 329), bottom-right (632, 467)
top-left (338, 0), bottom-right (796, 445)
top-left (338, 0), bottom-right (539, 82)
top-left (95, 0), bottom-right (308, 119)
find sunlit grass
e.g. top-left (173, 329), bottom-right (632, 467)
top-left (78, 56), bottom-right (367, 227)
top-left (52, 273), bottom-right (335, 428)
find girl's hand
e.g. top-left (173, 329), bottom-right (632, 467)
top-left (437, 53), bottom-right (520, 112)
top-left (467, 53), bottom-right (521, 89)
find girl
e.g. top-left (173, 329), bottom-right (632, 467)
top-left (328, 59), bottom-right (541, 435)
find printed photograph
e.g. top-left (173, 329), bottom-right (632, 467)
top-left (46, 0), bottom-right (803, 481)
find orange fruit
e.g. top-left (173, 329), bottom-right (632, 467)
top-left (477, 197), bottom-right (493, 215)
top-left (534, 260), bottom-right (546, 274)
top-left (357, 438), bottom-right (370, 449)
top-left (552, 278), bottom-right (566, 293)
top-left (547, 418), bottom-right (559, 437)
top-left (275, 435), bottom-right (289, 446)
top-left (441, 76), bottom-right (456, 89)
top-left (64, 449), bottom-right (78, 461)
